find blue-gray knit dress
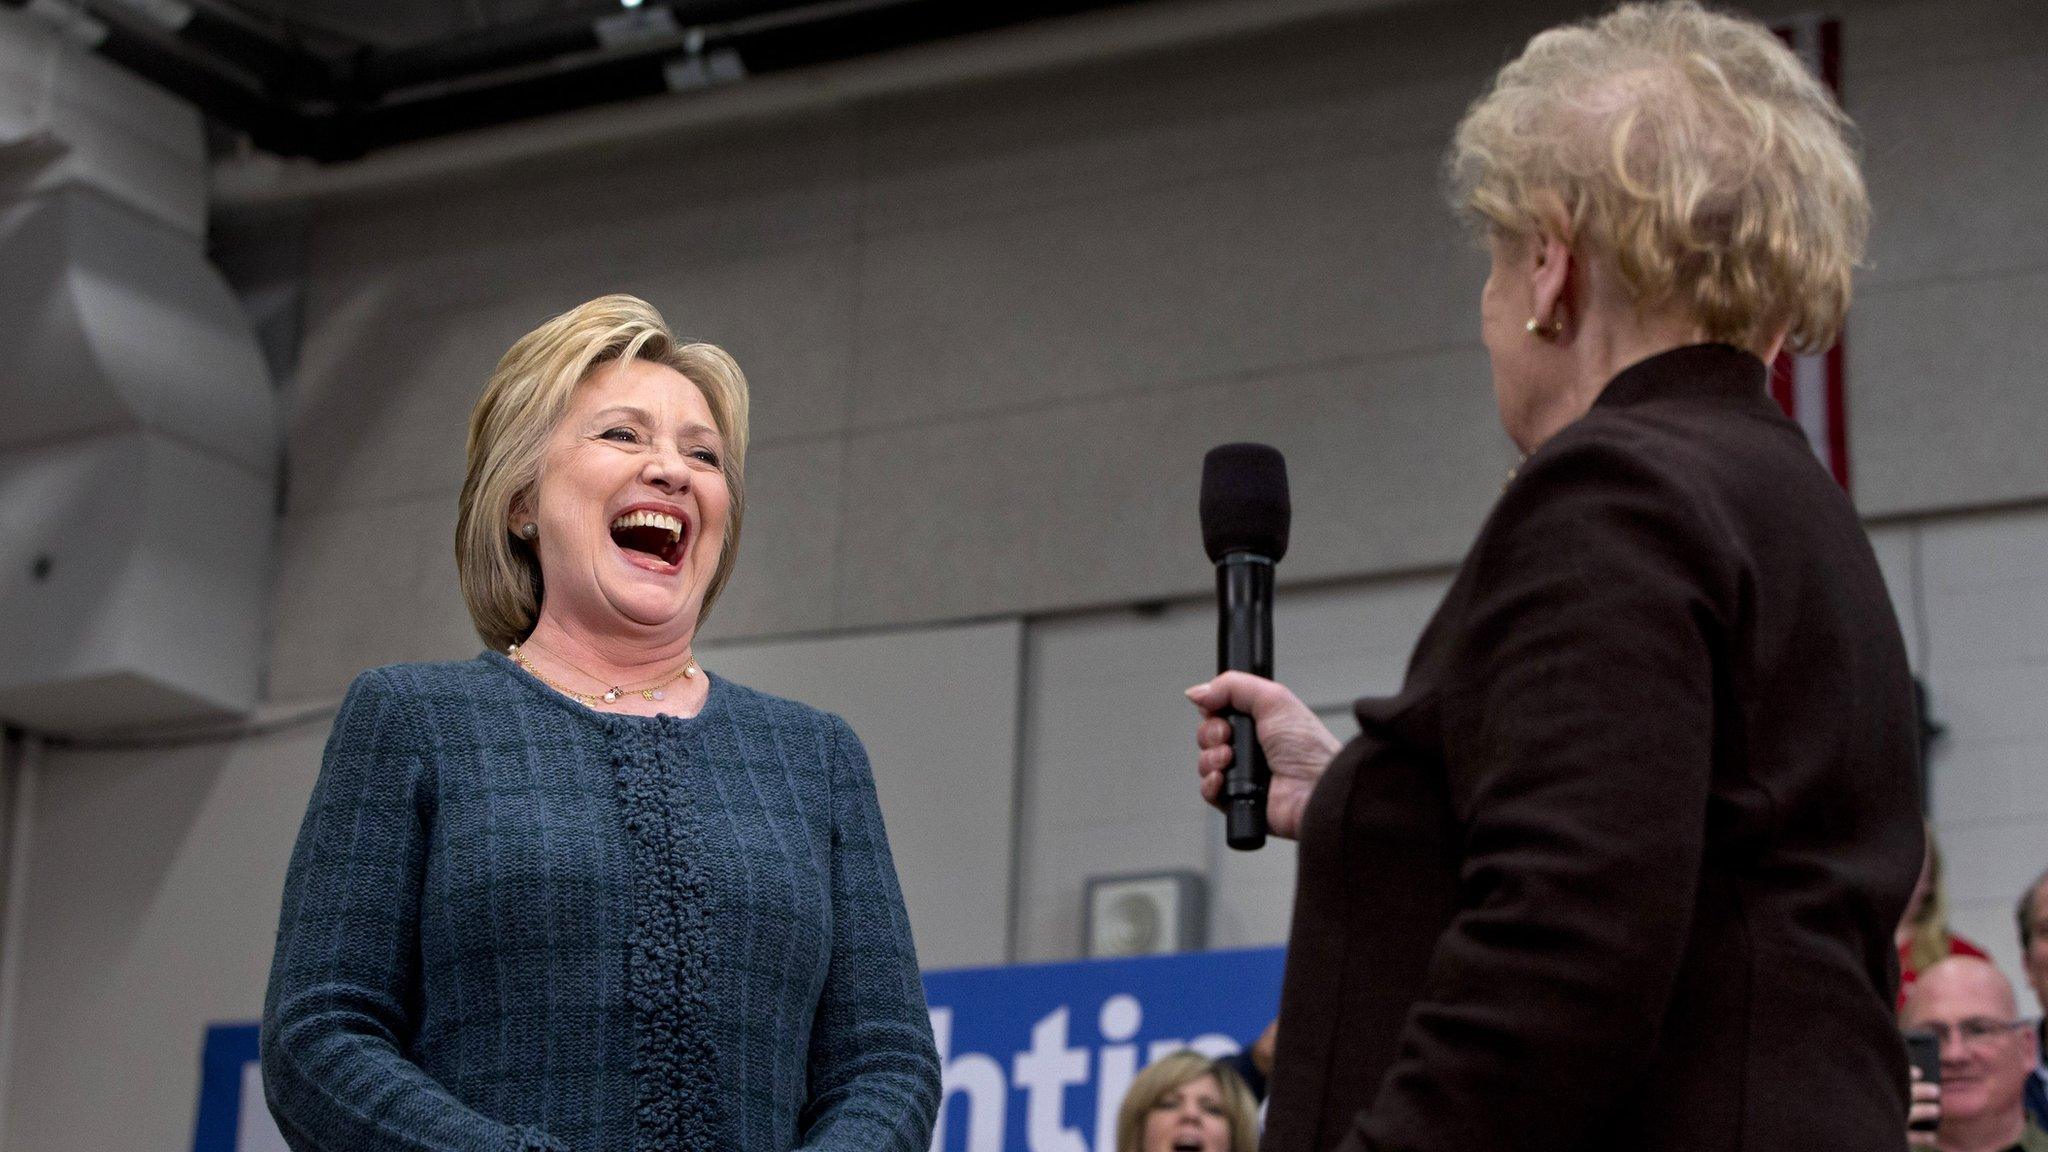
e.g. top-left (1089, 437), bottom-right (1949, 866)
top-left (261, 651), bottom-right (941, 1151)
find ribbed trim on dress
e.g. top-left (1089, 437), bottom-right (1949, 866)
top-left (613, 718), bottom-right (720, 1150)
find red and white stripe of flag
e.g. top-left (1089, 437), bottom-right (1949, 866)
top-left (1771, 15), bottom-right (1851, 491)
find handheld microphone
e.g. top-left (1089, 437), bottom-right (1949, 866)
top-left (1199, 443), bottom-right (1290, 851)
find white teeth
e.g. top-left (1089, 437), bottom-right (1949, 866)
top-left (610, 510), bottom-right (683, 539)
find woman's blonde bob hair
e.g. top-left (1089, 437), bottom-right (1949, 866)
top-left (1448, 0), bottom-right (1869, 352)
top-left (1903, 823), bottom-right (1958, 976)
top-left (1114, 1050), bottom-right (1259, 1152)
top-left (456, 294), bottom-right (750, 653)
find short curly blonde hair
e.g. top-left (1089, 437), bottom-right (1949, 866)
top-left (455, 294), bottom-right (750, 653)
top-left (1448, 1), bottom-right (1869, 352)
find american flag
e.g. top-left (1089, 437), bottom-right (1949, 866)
top-left (1771, 15), bottom-right (1851, 491)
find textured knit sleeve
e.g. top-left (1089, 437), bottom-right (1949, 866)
top-left (794, 715), bottom-right (942, 1151)
top-left (1344, 435), bottom-right (1731, 1152)
top-left (261, 669), bottom-right (567, 1152)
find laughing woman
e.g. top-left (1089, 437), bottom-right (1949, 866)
top-left (261, 295), bottom-right (941, 1151)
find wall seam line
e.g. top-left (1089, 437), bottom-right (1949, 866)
top-left (1003, 618), bottom-right (1036, 965)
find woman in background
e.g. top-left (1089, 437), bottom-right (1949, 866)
top-left (1116, 1050), bottom-right (1261, 1152)
top-left (1899, 826), bottom-right (1990, 1007)
top-left (262, 295), bottom-right (939, 1151)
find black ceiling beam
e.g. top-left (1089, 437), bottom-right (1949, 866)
top-left (733, 0), bottom-right (1148, 74)
top-left (357, 0), bottom-right (820, 96)
top-left (5, 0), bottom-right (1148, 163)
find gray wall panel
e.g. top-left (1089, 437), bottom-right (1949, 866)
top-left (702, 437), bottom-right (846, 643)
top-left (833, 348), bottom-right (1506, 629)
top-left (1851, 270), bottom-right (2048, 515)
top-left (287, 294), bottom-right (530, 514)
top-left (266, 496), bottom-right (472, 702)
top-left (849, 145), bottom-right (1478, 429)
top-left (1855, 48), bottom-right (2048, 292)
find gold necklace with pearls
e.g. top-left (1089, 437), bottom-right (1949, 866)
top-left (507, 641), bottom-right (699, 706)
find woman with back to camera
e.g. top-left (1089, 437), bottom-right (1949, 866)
top-left (262, 295), bottom-right (940, 1151)
top-left (1116, 1050), bottom-right (1262, 1152)
top-left (1189, 4), bottom-right (1922, 1150)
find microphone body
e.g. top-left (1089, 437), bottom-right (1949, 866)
top-left (1200, 441), bottom-right (1290, 852)
top-left (1216, 553), bottom-right (1275, 850)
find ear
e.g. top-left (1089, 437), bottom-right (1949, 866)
top-left (506, 489), bottom-right (534, 537)
top-left (1530, 233), bottom-right (1575, 334)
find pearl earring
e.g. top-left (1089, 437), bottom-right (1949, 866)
top-left (519, 522), bottom-right (538, 540)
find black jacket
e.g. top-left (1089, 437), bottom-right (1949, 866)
top-left (1265, 344), bottom-right (1922, 1152)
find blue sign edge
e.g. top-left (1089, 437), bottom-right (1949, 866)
top-left (194, 1022), bottom-right (262, 1152)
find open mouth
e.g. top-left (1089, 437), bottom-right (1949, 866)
top-left (1171, 1138), bottom-right (1206, 1152)
top-left (609, 509), bottom-right (687, 567)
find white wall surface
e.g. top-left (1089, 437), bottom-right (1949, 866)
top-left (6, 0), bottom-right (2048, 1148)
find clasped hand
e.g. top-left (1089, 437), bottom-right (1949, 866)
top-left (1186, 672), bottom-right (1343, 840)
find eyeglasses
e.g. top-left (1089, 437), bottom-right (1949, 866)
top-left (1910, 1017), bottom-right (2040, 1049)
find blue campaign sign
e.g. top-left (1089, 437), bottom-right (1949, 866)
top-left (925, 946), bottom-right (1285, 1152)
top-left (193, 1023), bottom-right (281, 1152)
top-left (196, 945), bottom-right (1286, 1152)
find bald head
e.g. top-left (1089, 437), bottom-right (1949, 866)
top-left (1903, 956), bottom-right (2019, 1024)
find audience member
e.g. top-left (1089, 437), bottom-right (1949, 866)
top-left (1902, 828), bottom-right (1991, 1007)
top-left (2018, 868), bottom-right (2048, 1130)
top-left (1115, 1050), bottom-right (1260, 1152)
top-left (1218, 1019), bottom-right (1279, 1102)
top-left (1901, 957), bottom-right (2045, 1152)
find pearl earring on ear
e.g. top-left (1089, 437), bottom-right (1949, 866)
top-left (519, 522), bottom-right (538, 540)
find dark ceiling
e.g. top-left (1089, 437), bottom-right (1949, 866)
top-left (221, 0), bottom-right (719, 51)
top-left (2, 0), bottom-right (1146, 162)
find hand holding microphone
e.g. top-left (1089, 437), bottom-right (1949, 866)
top-left (1192, 444), bottom-right (1341, 847)
top-left (1187, 674), bottom-right (1340, 842)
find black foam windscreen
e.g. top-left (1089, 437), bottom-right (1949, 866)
top-left (1200, 443), bottom-right (1291, 562)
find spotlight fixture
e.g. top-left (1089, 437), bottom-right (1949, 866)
top-left (662, 46), bottom-right (744, 92)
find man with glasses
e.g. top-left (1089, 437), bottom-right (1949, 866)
top-left (1902, 957), bottom-right (2046, 1152)
top-left (2019, 869), bottom-right (2048, 1131)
